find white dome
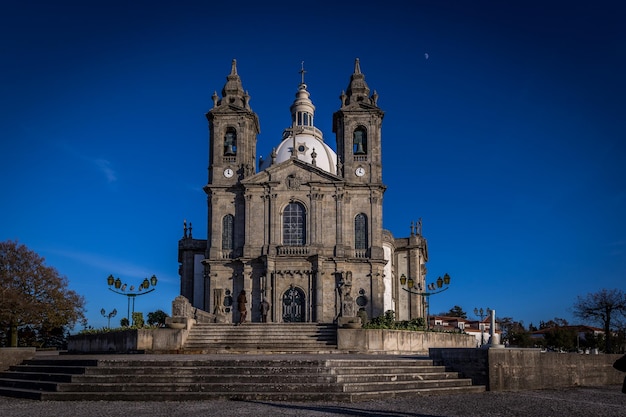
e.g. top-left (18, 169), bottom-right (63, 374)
top-left (269, 132), bottom-right (337, 175)
top-left (258, 66), bottom-right (337, 175)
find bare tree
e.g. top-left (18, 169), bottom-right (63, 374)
top-left (0, 240), bottom-right (86, 346)
top-left (573, 288), bottom-right (626, 353)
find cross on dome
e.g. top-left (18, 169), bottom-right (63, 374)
top-left (300, 61), bottom-right (306, 85)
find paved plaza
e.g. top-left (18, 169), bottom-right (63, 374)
top-left (0, 385), bottom-right (625, 417)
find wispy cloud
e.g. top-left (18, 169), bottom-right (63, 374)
top-left (94, 158), bottom-right (117, 183)
top-left (58, 142), bottom-right (118, 184)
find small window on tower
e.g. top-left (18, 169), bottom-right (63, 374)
top-left (353, 127), bottom-right (367, 155)
top-left (224, 128), bottom-right (237, 156)
top-left (222, 214), bottom-right (234, 250)
top-left (355, 213), bottom-right (368, 250)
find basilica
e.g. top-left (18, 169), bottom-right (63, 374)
top-left (178, 59), bottom-right (428, 324)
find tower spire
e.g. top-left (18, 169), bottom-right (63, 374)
top-left (231, 59), bottom-right (238, 75)
top-left (344, 57), bottom-right (371, 106)
top-left (354, 57), bottom-right (361, 74)
top-left (300, 61), bottom-right (306, 85)
top-left (289, 63), bottom-right (316, 130)
top-left (220, 59), bottom-right (247, 108)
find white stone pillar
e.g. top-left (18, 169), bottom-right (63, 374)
top-left (487, 308), bottom-right (504, 348)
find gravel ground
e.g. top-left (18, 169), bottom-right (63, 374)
top-left (1, 385), bottom-right (625, 417)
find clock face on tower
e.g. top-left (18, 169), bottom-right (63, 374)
top-left (355, 167), bottom-right (366, 177)
top-left (223, 168), bottom-right (234, 178)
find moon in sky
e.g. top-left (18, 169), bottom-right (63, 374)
top-left (424, 53), bottom-right (429, 60)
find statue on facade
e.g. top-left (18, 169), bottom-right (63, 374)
top-left (260, 297), bottom-right (271, 322)
top-left (342, 286), bottom-right (356, 317)
top-left (172, 295), bottom-right (192, 317)
top-left (213, 288), bottom-right (227, 323)
top-left (341, 271), bottom-right (356, 317)
top-left (337, 271), bottom-right (361, 328)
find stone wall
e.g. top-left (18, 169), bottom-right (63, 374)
top-left (68, 327), bottom-right (476, 354)
top-left (0, 347), bottom-right (36, 371)
top-left (338, 329), bottom-right (476, 354)
top-left (429, 347), bottom-right (625, 391)
top-left (67, 328), bottom-right (189, 354)
top-left (429, 347), bottom-right (490, 386)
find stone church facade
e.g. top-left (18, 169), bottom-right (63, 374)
top-left (178, 59), bottom-right (428, 324)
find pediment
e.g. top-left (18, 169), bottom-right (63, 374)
top-left (241, 158), bottom-right (342, 189)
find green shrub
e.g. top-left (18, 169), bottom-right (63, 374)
top-left (147, 310), bottom-right (169, 327)
top-left (363, 310), bottom-right (426, 331)
top-left (132, 312), bottom-right (144, 328)
top-left (76, 323), bottom-right (161, 335)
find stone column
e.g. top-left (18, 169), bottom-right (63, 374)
top-left (487, 308), bottom-right (504, 348)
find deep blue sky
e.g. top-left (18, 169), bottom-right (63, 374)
top-left (2, 1), bottom-right (625, 330)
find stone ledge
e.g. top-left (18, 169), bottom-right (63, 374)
top-left (0, 347), bottom-right (36, 371)
top-left (429, 347), bottom-right (625, 391)
top-left (67, 328), bottom-right (190, 354)
top-left (338, 329), bottom-right (475, 355)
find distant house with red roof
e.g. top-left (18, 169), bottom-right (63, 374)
top-left (429, 315), bottom-right (499, 347)
top-left (530, 325), bottom-right (604, 341)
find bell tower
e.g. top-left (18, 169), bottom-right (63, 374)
top-left (333, 59), bottom-right (387, 264)
top-left (333, 58), bottom-right (384, 184)
top-left (204, 60), bottom-right (260, 261)
top-left (206, 59), bottom-right (260, 185)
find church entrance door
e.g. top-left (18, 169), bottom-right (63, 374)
top-left (282, 286), bottom-right (305, 322)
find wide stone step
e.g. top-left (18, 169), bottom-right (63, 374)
top-left (0, 355), bottom-right (485, 401)
top-left (181, 344), bottom-right (338, 351)
top-left (0, 377), bottom-right (59, 391)
top-left (64, 371), bottom-right (460, 385)
top-left (185, 335), bottom-right (336, 342)
top-left (182, 324), bottom-right (338, 353)
top-left (50, 377), bottom-right (473, 394)
top-left (55, 381), bottom-right (346, 393)
top-left (71, 374), bottom-right (338, 384)
top-left (79, 365), bottom-right (331, 376)
top-left (185, 334), bottom-right (336, 340)
top-left (336, 371), bottom-right (462, 383)
top-left (185, 324), bottom-right (337, 337)
top-left (15, 385), bottom-right (486, 402)
top-left (342, 378), bottom-right (474, 393)
top-left (0, 371), bottom-right (74, 382)
top-left (189, 323), bottom-right (336, 331)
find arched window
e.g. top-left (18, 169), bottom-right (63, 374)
top-left (353, 127), bottom-right (367, 155)
top-left (296, 111), bottom-right (313, 127)
top-left (224, 128), bottom-right (237, 156)
top-left (355, 213), bottom-right (368, 250)
top-left (222, 214), bottom-right (234, 250)
top-left (283, 202), bottom-right (306, 246)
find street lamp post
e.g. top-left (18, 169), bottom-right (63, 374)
top-left (100, 308), bottom-right (117, 328)
top-left (106, 274), bottom-right (158, 326)
top-left (400, 273), bottom-right (451, 330)
top-left (474, 307), bottom-right (491, 347)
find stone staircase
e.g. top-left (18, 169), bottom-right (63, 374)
top-left (0, 355), bottom-right (485, 401)
top-left (181, 323), bottom-right (339, 354)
